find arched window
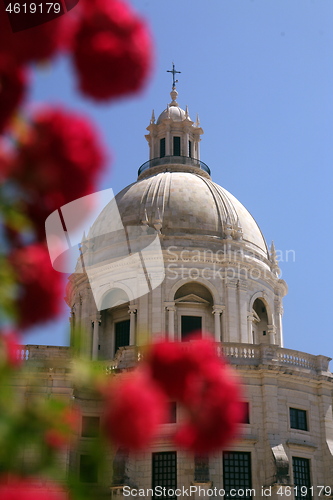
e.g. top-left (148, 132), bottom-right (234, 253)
top-left (252, 298), bottom-right (269, 344)
top-left (174, 283), bottom-right (214, 341)
top-left (99, 288), bottom-right (130, 359)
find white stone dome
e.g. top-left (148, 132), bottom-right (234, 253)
top-left (157, 105), bottom-right (189, 124)
top-left (91, 171), bottom-right (268, 259)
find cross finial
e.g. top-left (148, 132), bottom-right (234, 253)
top-left (167, 62), bottom-right (181, 88)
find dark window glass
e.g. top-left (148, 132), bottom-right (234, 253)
top-left (290, 408), bottom-right (308, 431)
top-left (160, 138), bottom-right (166, 158)
top-left (115, 320), bottom-right (130, 353)
top-left (152, 451), bottom-right (177, 499)
top-left (241, 402), bottom-right (250, 424)
top-left (81, 416), bottom-right (100, 438)
top-left (79, 454), bottom-right (98, 483)
top-left (223, 452), bottom-right (252, 500)
top-left (181, 316), bottom-right (202, 341)
top-left (194, 455), bottom-right (210, 482)
top-left (292, 457), bottom-right (311, 500)
top-left (173, 136), bottom-right (181, 156)
top-left (188, 140), bottom-right (192, 157)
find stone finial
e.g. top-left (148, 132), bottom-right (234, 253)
top-left (195, 113), bottom-right (200, 127)
top-left (150, 109), bottom-right (155, 124)
top-left (270, 241), bottom-right (280, 276)
top-left (170, 88), bottom-right (178, 106)
top-left (185, 105), bottom-right (189, 119)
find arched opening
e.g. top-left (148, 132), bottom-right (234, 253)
top-left (174, 282), bottom-right (214, 341)
top-left (252, 298), bottom-right (269, 344)
top-left (99, 288), bottom-right (130, 359)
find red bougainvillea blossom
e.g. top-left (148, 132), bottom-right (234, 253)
top-left (10, 107), bottom-right (105, 238)
top-left (145, 337), bottom-right (245, 454)
top-left (0, 331), bottom-right (22, 368)
top-left (12, 107), bottom-right (105, 203)
top-left (72, 0), bottom-right (153, 101)
top-left (0, 476), bottom-right (68, 500)
top-left (9, 243), bottom-right (64, 329)
top-left (102, 370), bottom-right (167, 451)
top-left (0, 56), bottom-right (27, 134)
top-left (0, 2), bottom-right (71, 64)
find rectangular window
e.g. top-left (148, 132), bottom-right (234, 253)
top-left (79, 454), bottom-right (98, 483)
top-left (241, 402), bottom-right (250, 424)
top-left (152, 451), bottom-right (177, 499)
top-left (181, 316), bottom-right (202, 341)
top-left (81, 416), bottom-right (100, 438)
top-left (115, 319), bottom-right (130, 353)
top-left (223, 452), bottom-right (252, 500)
top-left (160, 138), bottom-right (166, 158)
top-left (173, 136), bottom-right (181, 156)
top-left (290, 408), bottom-right (308, 431)
top-left (188, 140), bottom-right (192, 157)
top-left (292, 457), bottom-right (311, 500)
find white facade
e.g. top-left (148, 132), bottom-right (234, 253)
top-left (26, 87), bottom-right (333, 499)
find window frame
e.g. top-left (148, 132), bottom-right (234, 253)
top-left (152, 451), bottom-right (177, 499)
top-left (289, 407), bottom-right (308, 432)
top-left (292, 457), bottom-right (311, 500)
top-left (114, 318), bottom-right (130, 354)
top-left (160, 138), bottom-right (166, 158)
top-left (173, 136), bottom-right (181, 156)
top-left (81, 415), bottom-right (100, 438)
top-left (223, 451), bottom-right (252, 500)
top-left (79, 453), bottom-right (98, 484)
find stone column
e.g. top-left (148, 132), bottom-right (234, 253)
top-left (91, 313), bottom-right (101, 360)
top-left (247, 313), bottom-right (254, 343)
top-left (212, 306), bottom-right (223, 342)
top-left (165, 302), bottom-right (176, 341)
top-left (128, 306), bottom-right (137, 346)
top-left (267, 324), bottom-right (276, 345)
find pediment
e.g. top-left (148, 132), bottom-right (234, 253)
top-left (175, 294), bottom-right (210, 304)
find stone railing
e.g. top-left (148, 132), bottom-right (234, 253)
top-left (21, 343), bottom-right (331, 375)
top-left (21, 345), bottom-right (71, 361)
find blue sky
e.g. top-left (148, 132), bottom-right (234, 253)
top-left (24, 0), bottom-right (333, 362)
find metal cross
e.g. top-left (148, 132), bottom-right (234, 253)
top-left (167, 63), bottom-right (181, 88)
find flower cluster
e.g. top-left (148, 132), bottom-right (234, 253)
top-left (101, 337), bottom-right (245, 454)
top-left (0, 0), bottom-right (152, 131)
top-left (0, 476), bottom-right (67, 500)
top-left (72, 0), bottom-right (152, 100)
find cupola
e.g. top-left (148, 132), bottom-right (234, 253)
top-left (139, 65), bottom-right (209, 180)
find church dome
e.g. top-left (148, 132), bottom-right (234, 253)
top-left (92, 171), bottom-right (269, 259)
top-left (157, 105), bottom-right (189, 124)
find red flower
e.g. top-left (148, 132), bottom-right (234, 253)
top-left (13, 107), bottom-right (105, 202)
top-left (9, 243), bottom-right (64, 329)
top-left (0, 476), bottom-right (67, 500)
top-left (0, 56), bottom-right (27, 134)
top-left (0, 2), bottom-right (72, 64)
top-left (174, 363), bottom-right (245, 453)
top-left (0, 330), bottom-right (22, 368)
top-left (11, 107), bottom-right (105, 238)
top-left (146, 337), bottom-right (245, 454)
top-left (146, 337), bottom-right (222, 404)
top-left (102, 370), bottom-right (167, 451)
top-left (72, 0), bottom-right (153, 101)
